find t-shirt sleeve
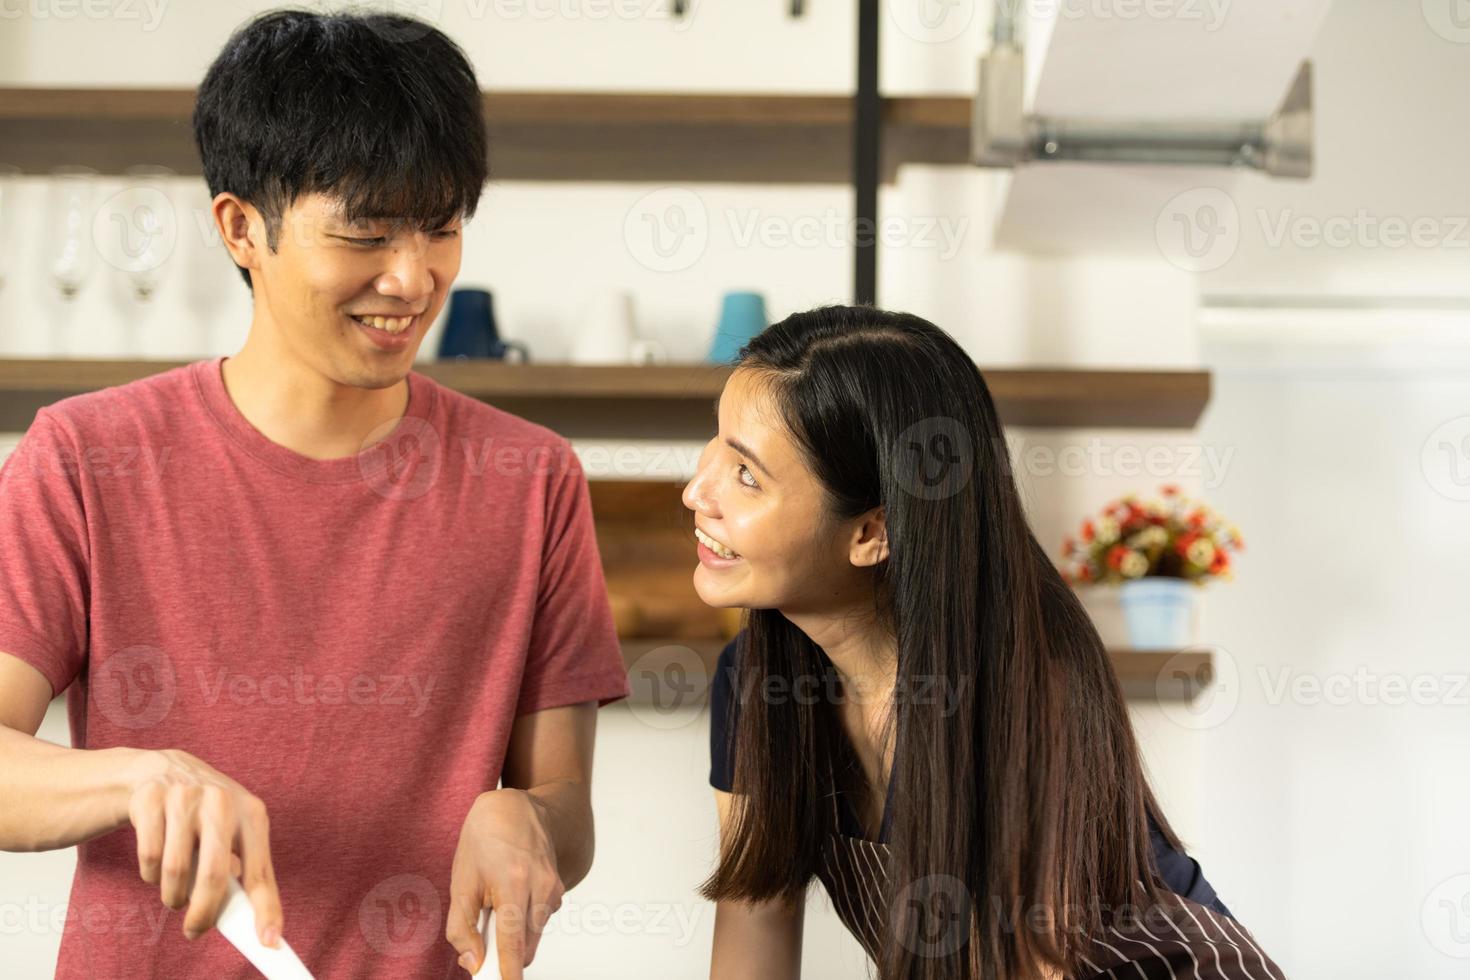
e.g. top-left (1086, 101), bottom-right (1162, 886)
top-left (0, 408), bottom-right (91, 698)
top-left (516, 447), bottom-right (630, 715)
top-left (1147, 810), bottom-right (1233, 918)
top-left (708, 635), bottom-right (742, 792)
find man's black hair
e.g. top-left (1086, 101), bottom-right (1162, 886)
top-left (192, 8), bottom-right (488, 290)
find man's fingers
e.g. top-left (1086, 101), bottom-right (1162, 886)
top-left (182, 792), bottom-right (236, 939)
top-left (444, 888), bottom-right (486, 975)
top-left (523, 887), bottom-right (561, 966)
top-left (129, 781), bottom-right (166, 885)
top-left (494, 899), bottom-right (527, 980)
top-left (237, 797), bottom-right (283, 948)
top-left (158, 789), bottom-right (199, 909)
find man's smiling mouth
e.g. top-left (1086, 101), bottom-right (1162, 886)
top-left (348, 313), bottom-right (416, 335)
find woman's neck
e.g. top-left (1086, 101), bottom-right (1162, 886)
top-left (782, 607), bottom-right (893, 684)
top-left (781, 606), bottom-right (897, 733)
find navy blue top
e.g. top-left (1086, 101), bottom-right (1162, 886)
top-left (707, 635), bottom-right (1232, 918)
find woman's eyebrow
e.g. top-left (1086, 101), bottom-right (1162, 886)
top-left (725, 438), bottom-right (773, 480)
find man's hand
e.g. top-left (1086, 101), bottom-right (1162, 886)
top-left (127, 748), bottom-right (282, 947)
top-left (446, 788), bottom-right (565, 978)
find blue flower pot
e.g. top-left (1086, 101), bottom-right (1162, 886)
top-left (1118, 577), bottom-right (1195, 650)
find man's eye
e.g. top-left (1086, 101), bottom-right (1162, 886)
top-left (348, 236), bottom-right (387, 247)
top-left (433, 229), bottom-right (460, 240)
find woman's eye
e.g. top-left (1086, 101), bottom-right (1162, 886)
top-left (738, 464), bottom-right (759, 489)
top-left (433, 229), bottom-right (460, 240)
top-left (349, 236), bottom-right (387, 247)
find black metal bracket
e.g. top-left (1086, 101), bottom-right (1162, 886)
top-left (854, 0), bottom-right (879, 305)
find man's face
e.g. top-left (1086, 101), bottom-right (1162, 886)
top-left (250, 191), bottom-right (463, 389)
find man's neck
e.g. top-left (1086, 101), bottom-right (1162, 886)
top-left (220, 330), bottom-right (411, 462)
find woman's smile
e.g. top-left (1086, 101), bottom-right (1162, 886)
top-left (695, 526), bottom-right (743, 565)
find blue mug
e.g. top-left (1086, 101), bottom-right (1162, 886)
top-left (438, 289), bottom-right (530, 362)
top-left (708, 291), bottom-right (768, 364)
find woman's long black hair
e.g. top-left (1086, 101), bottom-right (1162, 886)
top-left (699, 305), bottom-right (1181, 979)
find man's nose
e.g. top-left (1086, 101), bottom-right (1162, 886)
top-left (376, 235), bottom-right (434, 303)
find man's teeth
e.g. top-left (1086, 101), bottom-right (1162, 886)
top-left (695, 527), bottom-right (739, 559)
top-left (353, 314), bottom-right (413, 334)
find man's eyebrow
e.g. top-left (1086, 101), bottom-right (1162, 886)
top-left (725, 437), bottom-right (773, 480)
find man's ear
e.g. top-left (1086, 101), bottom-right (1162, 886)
top-left (849, 505), bottom-right (889, 568)
top-left (212, 193), bottom-right (263, 277)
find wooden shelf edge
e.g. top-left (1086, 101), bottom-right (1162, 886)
top-left (0, 87), bottom-right (968, 126)
top-left (0, 359), bottom-right (1209, 430)
top-left (618, 638), bottom-right (1214, 707)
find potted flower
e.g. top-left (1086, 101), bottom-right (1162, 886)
top-left (1059, 484), bottom-right (1244, 650)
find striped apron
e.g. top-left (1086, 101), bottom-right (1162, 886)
top-left (810, 753), bottom-right (1287, 979)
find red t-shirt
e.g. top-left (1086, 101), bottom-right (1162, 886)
top-left (0, 357), bottom-right (630, 978)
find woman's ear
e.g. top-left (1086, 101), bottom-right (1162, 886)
top-left (849, 506), bottom-right (889, 568)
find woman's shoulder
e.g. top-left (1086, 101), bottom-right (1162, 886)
top-left (717, 631), bottom-right (744, 669)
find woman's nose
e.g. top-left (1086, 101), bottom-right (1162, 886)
top-left (682, 466), bottom-right (717, 515)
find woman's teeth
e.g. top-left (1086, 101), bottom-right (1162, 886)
top-left (352, 314), bottom-right (413, 335)
top-left (695, 527), bottom-right (740, 560)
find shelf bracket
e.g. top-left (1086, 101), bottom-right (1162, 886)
top-left (971, 45), bottom-right (1314, 179)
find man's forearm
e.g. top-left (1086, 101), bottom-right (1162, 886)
top-left (524, 779), bottom-right (595, 890)
top-left (0, 725), bottom-right (157, 852)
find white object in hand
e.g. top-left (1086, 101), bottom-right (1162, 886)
top-left (216, 876), bottom-right (316, 980)
top-left (471, 905), bottom-right (495, 977)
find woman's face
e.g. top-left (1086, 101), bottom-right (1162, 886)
top-left (681, 368), bottom-right (883, 614)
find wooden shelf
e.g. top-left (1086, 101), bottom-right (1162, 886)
top-left (0, 88), bottom-right (970, 184)
top-left (0, 359), bottom-right (1210, 437)
top-left (619, 638), bottom-right (1214, 706)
